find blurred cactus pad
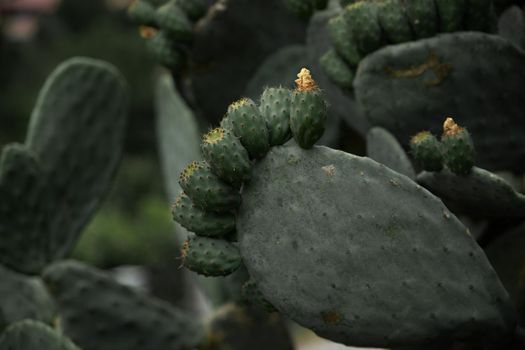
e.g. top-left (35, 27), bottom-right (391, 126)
top-left (1, 0), bottom-right (525, 349)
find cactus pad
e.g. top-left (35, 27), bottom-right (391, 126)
top-left (417, 167), bottom-right (525, 219)
top-left (0, 320), bottom-right (80, 350)
top-left (172, 192), bottom-right (236, 237)
top-left (0, 144), bottom-right (54, 273)
top-left (42, 260), bottom-right (203, 350)
top-left (182, 236), bottom-right (242, 276)
top-left (237, 142), bottom-right (515, 347)
top-left (0, 264), bottom-right (55, 331)
top-left (26, 57), bottom-right (128, 262)
top-left (354, 32), bottom-right (525, 172)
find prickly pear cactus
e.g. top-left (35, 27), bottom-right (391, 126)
top-left (43, 260), bottom-right (204, 350)
top-left (0, 57), bottom-right (128, 275)
top-left (238, 141), bottom-right (514, 347)
top-left (0, 265), bottom-right (55, 331)
top-left (173, 69), bottom-right (517, 348)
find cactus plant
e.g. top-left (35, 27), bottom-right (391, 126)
top-left (171, 68), bottom-right (519, 348)
top-left (2, 2), bottom-right (525, 349)
top-left (0, 57), bottom-right (128, 275)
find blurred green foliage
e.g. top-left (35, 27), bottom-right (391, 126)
top-left (73, 156), bottom-right (178, 268)
top-left (0, 0), bottom-right (157, 154)
top-left (1, 0), bottom-right (177, 270)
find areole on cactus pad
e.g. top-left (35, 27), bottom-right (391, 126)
top-left (172, 68), bottom-right (516, 348)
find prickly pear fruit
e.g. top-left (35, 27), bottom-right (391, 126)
top-left (441, 118), bottom-right (475, 175)
top-left (259, 87), bottom-right (293, 146)
top-left (155, 0), bottom-right (192, 41)
top-left (327, 14), bottom-right (361, 66)
top-left (320, 50), bottom-right (355, 90)
top-left (182, 236), bottom-right (242, 276)
top-left (290, 68), bottom-right (327, 149)
top-left (221, 98), bottom-right (270, 159)
top-left (201, 128), bottom-right (251, 186)
top-left (142, 28), bottom-right (184, 70)
top-left (376, 0), bottom-right (413, 44)
top-left (410, 131), bottom-right (444, 172)
top-left (343, 1), bottom-right (383, 56)
top-left (128, 0), bottom-right (157, 26)
top-left (172, 192), bottom-right (235, 237)
top-left (179, 161), bottom-right (241, 213)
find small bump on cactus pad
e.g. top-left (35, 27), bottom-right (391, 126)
top-left (290, 68), bottom-right (328, 149)
top-left (172, 192), bottom-right (235, 237)
top-left (181, 236), bottom-right (242, 276)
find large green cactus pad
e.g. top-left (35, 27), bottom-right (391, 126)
top-left (238, 142), bottom-right (514, 347)
top-left (0, 144), bottom-right (54, 273)
top-left (42, 260), bottom-right (203, 350)
top-left (354, 32), bottom-right (525, 172)
top-left (0, 320), bottom-right (80, 350)
top-left (486, 223), bottom-right (525, 325)
top-left (25, 57), bottom-right (128, 261)
top-left (0, 264), bottom-right (55, 331)
top-left (417, 167), bottom-right (525, 219)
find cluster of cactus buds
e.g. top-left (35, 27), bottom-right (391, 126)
top-left (173, 68), bottom-right (327, 279)
top-left (411, 117), bottom-right (475, 175)
top-left (322, 0), bottom-right (496, 89)
top-left (128, 0), bottom-right (209, 70)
